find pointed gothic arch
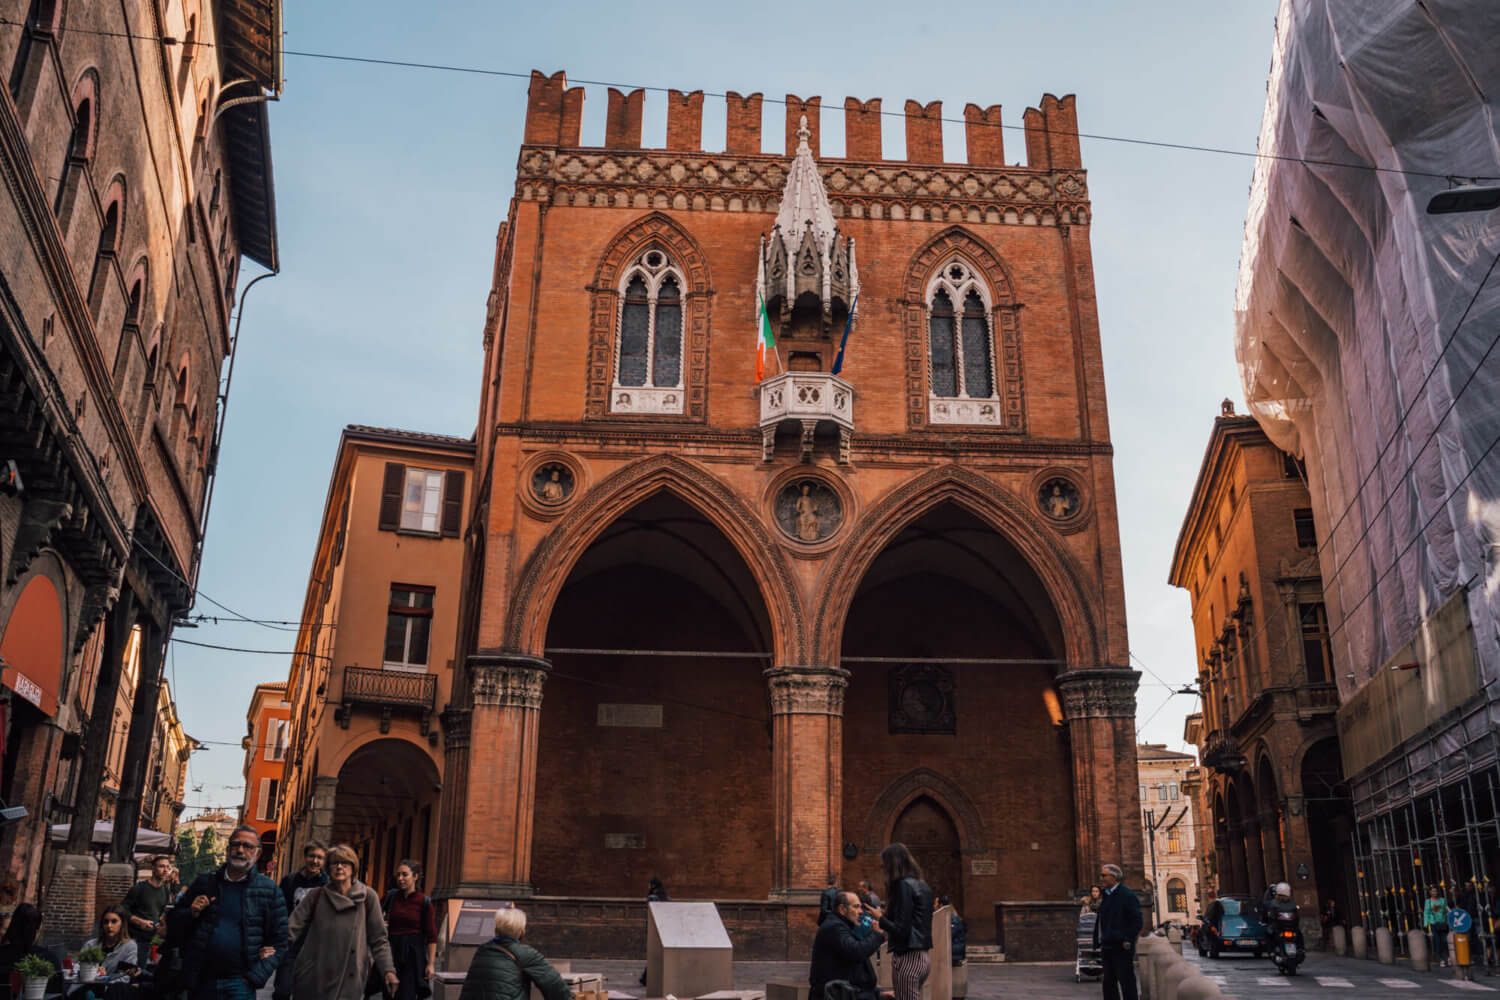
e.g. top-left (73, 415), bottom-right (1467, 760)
top-left (810, 464), bottom-right (1103, 667)
top-left (901, 226), bottom-right (1024, 431)
top-left (505, 454), bottom-right (805, 665)
top-left (586, 212), bottom-right (713, 421)
top-left (863, 766), bottom-right (988, 855)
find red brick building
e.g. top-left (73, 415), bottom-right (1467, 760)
top-left (433, 72), bottom-right (1140, 952)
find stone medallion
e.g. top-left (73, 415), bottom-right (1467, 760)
top-left (773, 478), bottom-right (843, 543)
top-left (531, 463), bottom-right (575, 506)
top-left (1038, 476), bottom-right (1081, 521)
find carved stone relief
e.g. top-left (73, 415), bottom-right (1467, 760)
top-left (774, 478), bottom-right (843, 543)
top-left (889, 663), bottom-right (956, 734)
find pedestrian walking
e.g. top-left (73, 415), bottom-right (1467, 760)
top-left (273, 842), bottom-right (329, 1000)
top-left (385, 860), bottom-right (437, 1000)
top-left (457, 906), bottom-right (571, 1000)
top-left (876, 843), bottom-right (933, 1000)
top-left (121, 855), bottom-right (173, 949)
top-left (1093, 863), bottom-right (1142, 1000)
top-left (1319, 898), bottom-right (1339, 951)
top-left (166, 824), bottom-right (288, 1000)
top-left (286, 843), bottom-right (396, 1000)
top-left (1426, 885), bottom-right (1451, 967)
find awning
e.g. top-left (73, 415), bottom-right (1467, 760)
top-left (49, 821), bottom-right (175, 851)
top-left (0, 575), bottom-right (66, 717)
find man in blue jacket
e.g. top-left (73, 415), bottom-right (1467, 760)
top-left (1092, 863), bottom-right (1142, 1000)
top-left (167, 825), bottom-right (288, 999)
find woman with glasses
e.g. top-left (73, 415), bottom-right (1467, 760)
top-left (287, 844), bottom-right (397, 999)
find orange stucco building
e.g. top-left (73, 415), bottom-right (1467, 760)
top-left (240, 682), bottom-right (289, 867)
top-left (273, 427), bottom-right (472, 894)
top-left (422, 72), bottom-right (1140, 956)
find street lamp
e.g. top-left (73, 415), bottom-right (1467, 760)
top-left (1427, 184), bottom-right (1500, 215)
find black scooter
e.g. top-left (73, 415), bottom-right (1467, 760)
top-left (1265, 901), bottom-right (1305, 975)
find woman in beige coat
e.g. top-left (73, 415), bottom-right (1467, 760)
top-left (288, 843), bottom-right (399, 999)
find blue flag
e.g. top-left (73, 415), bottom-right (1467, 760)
top-left (831, 291), bottom-right (859, 375)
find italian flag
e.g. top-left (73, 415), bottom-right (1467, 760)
top-left (756, 290), bottom-right (777, 382)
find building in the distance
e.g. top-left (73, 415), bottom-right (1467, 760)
top-left (1234, 0), bottom-right (1498, 936)
top-left (1180, 713), bottom-right (1216, 910)
top-left (1136, 743), bottom-right (1200, 926)
top-left (1169, 403), bottom-right (1353, 935)
top-left (271, 426), bottom-right (472, 894)
top-left (239, 682), bottom-right (289, 868)
top-left (0, 0), bottom-right (279, 934)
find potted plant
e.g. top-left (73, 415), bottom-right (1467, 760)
top-left (75, 944), bottom-right (106, 982)
top-left (14, 953), bottom-right (54, 999)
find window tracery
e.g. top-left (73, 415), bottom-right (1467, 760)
top-left (611, 248), bottom-right (686, 415)
top-left (925, 258), bottom-right (999, 424)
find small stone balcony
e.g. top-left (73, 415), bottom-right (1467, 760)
top-left (759, 372), bottom-right (854, 463)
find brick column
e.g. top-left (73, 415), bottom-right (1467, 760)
top-left (765, 666), bottom-right (848, 901)
top-left (1057, 668), bottom-right (1142, 886)
top-left (98, 862), bottom-right (135, 910)
top-left (44, 854), bottom-right (98, 950)
top-left (1243, 817), bottom-right (1266, 892)
top-left (453, 653), bottom-right (548, 897)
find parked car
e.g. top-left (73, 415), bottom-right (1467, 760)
top-left (1198, 896), bottom-right (1269, 959)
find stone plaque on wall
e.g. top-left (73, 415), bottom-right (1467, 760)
top-left (605, 833), bottom-right (647, 849)
top-left (598, 704), bottom-right (664, 727)
top-left (970, 859), bottom-right (998, 876)
top-left (889, 663), bottom-right (956, 734)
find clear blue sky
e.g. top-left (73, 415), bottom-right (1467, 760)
top-left (175, 0), bottom-right (1277, 815)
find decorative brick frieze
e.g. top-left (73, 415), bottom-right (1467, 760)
top-left (469, 654), bottom-right (549, 709)
top-left (1056, 667), bottom-right (1140, 720)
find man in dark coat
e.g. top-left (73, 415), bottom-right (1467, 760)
top-left (1093, 863), bottom-right (1143, 1000)
top-left (167, 824), bottom-right (288, 1000)
top-left (810, 891), bottom-right (886, 1000)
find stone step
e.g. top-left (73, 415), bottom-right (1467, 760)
top-left (965, 946), bottom-right (1005, 964)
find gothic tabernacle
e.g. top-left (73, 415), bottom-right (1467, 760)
top-left (436, 73), bottom-right (1140, 952)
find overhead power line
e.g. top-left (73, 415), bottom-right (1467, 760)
top-left (2, 16), bottom-right (1494, 184)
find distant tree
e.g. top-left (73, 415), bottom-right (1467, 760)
top-left (176, 829), bottom-right (199, 884)
top-left (195, 826), bottom-right (223, 874)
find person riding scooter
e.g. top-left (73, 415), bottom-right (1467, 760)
top-left (1266, 883), bottom-right (1305, 975)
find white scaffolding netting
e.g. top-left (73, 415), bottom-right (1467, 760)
top-left (1234, 0), bottom-right (1500, 698)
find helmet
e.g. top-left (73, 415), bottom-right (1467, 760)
top-left (1274, 882), bottom-right (1292, 898)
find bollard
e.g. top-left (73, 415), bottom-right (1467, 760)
top-left (1332, 924), bottom-right (1348, 956)
top-left (1176, 972), bottom-right (1223, 1000)
top-left (1134, 936), bottom-right (1163, 999)
top-left (1168, 925), bottom-right (1183, 946)
top-left (1455, 931), bottom-right (1473, 981)
top-left (1376, 926), bottom-right (1395, 964)
top-left (1351, 924), bottom-right (1367, 959)
top-left (1161, 961), bottom-right (1196, 1000)
top-left (1407, 930), bottom-right (1429, 972)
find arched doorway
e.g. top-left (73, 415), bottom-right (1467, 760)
top-left (892, 796), bottom-right (963, 915)
top-left (333, 738), bottom-right (440, 895)
top-left (841, 501), bottom-right (1072, 941)
top-left (533, 491), bottom-right (774, 899)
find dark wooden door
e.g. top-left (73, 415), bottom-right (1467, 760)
top-left (892, 795), bottom-right (963, 916)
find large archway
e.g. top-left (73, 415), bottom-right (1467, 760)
top-left (1300, 737), bottom-right (1355, 920)
top-left (840, 501), bottom-right (1073, 940)
top-left (532, 491), bottom-right (775, 899)
top-left (333, 738), bottom-right (440, 895)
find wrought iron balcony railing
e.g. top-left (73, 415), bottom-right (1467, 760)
top-left (339, 666), bottom-right (437, 735)
top-left (759, 372), bottom-right (854, 463)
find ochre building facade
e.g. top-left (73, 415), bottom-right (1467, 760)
top-left (435, 72), bottom-right (1140, 950)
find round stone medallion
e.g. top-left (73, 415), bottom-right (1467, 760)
top-left (1038, 476), bottom-right (1081, 521)
top-left (774, 478), bottom-right (843, 543)
top-left (532, 463), bottom-right (575, 506)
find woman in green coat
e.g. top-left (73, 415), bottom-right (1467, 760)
top-left (458, 907), bottom-right (571, 1000)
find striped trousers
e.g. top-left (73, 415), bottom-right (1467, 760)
top-left (890, 949), bottom-right (931, 1000)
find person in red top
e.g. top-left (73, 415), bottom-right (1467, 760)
top-left (384, 860), bottom-right (438, 1000)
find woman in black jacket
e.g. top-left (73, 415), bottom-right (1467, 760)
top-left (877, 843), bottom-right (933, 1000)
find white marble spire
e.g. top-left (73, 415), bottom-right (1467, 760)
top-left (773, 116), bottom-right (836, 260)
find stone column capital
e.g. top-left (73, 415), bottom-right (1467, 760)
top-left (468, 652), bottom-right (550, 708)
top-left (440, 706), bottom-right (472, 749)
top-left (764, 666), bottom-right (850, 716)
top-left (1056, 667), bottom-right (1140, 720)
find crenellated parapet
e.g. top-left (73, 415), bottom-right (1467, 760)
top-left (519, 70), bottom-right (1085, 172)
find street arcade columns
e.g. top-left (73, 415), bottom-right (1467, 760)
top-left (766, 666), bottom-right (848, 899)
top-left (1057, 668), bottom-right (1142, 887)
top-left (451, 653), bottom-right (549, 896)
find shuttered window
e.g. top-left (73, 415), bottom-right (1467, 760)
top-left (377, 463), bottom-right (465, 537)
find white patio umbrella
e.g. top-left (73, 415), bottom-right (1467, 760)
top-left (48, 820), bottom-right (176, 852)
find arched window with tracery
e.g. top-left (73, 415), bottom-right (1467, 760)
top-left (611, 248), bottom-right (685, 414)
top-left (926, 259), bottom-right (996, 409)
